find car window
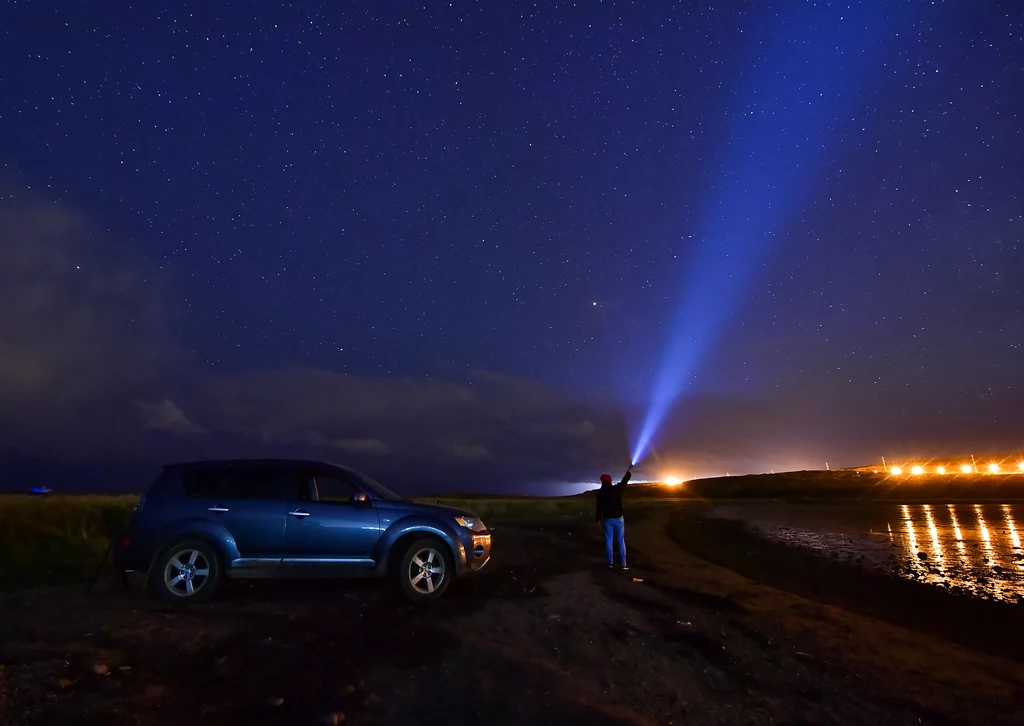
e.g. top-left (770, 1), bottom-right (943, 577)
top-left (182, 467), bottom-right (286, 501)
top-left (294, 470), bottom-right (360, 503)
top-left (349, 470), bottom-right (403, 501)
top-left (313, 474), bottom-right (358, 503)
top-left (294, 472), bottom-right (316, 502)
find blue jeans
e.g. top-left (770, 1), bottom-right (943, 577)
top-left (604, 516), bottom-right (626, 566)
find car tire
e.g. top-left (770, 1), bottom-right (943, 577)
top-left (394, 538), bottom-right (453, 602)
top-left (152, 539), bottom-right (223, 604)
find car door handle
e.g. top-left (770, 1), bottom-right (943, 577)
top-left (208, 506), bottom-right (230, 513)
top-left (288, 509), bottom-right (311, 518)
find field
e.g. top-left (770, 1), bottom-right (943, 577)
top-left (3, 470), bottom-right (1024, 589)
top-left (0, 491), bottom-right (605, 588)
top-left (0, 494), bottom-right (139, 588)
top-left (3, 472), bottom-right (1024, 724)
top-left (2, 500), bottom-right (1023, 725)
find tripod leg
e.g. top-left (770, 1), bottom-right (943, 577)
top-left (85, 545), bottom-right (111, 594)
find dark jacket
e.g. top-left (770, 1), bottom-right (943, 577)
top-left (596, 470), bottom-right (632, 521)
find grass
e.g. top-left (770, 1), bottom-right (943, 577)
top-left (0, 492), bottom-right (587, 589)
top-left (0, 494), bottom-right (138, 589)
top-left (4, 469), bottom-right (1024, 588)
top-left (422, 495), bottom-right (594, 521)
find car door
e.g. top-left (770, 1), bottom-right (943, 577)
top-left (183, 465), bottom-right (289, 561)
top-left (283, 467), bottom-right (382, 567)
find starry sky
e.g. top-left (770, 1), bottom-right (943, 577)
top-left (1, 1), bottom-right (1021, 493)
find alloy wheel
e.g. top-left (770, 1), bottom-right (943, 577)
top-left (162, 548), bottom-right (211, 597)
top-left (408, 547), bottom-right (446, 594)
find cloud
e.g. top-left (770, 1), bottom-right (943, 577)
top-left (448, 443), bottom-right (492, 461)
top-left (181, 367), bottom-right (629, 481)
top-left (332, 438), bottom-right (391, 456)
top-left (134, 399), bottom-right (207, 436)
top-left (0, 187), bottom-right (630, 489)
top-left (0, 186), bottom-right (177, 455)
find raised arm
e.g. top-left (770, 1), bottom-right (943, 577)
top-left (617, 467), bottom-right (632, 487)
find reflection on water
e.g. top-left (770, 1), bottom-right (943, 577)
top-left (974, 504), bottom-right (998, 574)
top-left (947, 504), bottom-right (968, 568)
top-left (892, 504), bottom-right (1024, 600)
top-left (714, 502), bottom-right (1024, 603)
top-left (923, 505), bottom-right (946, 576)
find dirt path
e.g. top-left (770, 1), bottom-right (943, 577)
top-left (1, 504), bottom-right (1022, 724)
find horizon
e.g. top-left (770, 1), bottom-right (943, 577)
top-left (5, 455), bottom-right (1024, 498)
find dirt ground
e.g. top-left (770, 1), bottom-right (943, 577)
top-left (2, 503), bottom-right (1023, 725)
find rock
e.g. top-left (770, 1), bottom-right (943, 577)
top-left (93, 664), bottom-right (109, 675)
top-left (319, 712), bottom-right (346, 725)
top-left (118, 666), bottom-right (132, 672)
top-left (268, 697), bottom-right (285, 707)
top-left (917, 552), bottom-right (928, 560)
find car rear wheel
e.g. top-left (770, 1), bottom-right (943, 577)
top-left (152, 539), bottom-right (223, 604)
top-left (395, 538), bottom-right (453, 602)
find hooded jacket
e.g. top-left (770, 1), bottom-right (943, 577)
top-left (596, 470), bottom-right (632, 520)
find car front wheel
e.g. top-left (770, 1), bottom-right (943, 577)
top-left (395, 538), bottom-right (453, 602)
top-left (152, 539), bottom-right (223, 604)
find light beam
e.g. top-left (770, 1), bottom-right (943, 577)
top-left (632, 3), bottom-right (898, 464)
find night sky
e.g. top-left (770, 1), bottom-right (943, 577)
top-left (1, 1), bottom-right (1021, 494)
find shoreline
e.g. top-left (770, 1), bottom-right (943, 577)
top-left (664, 502), bottom-right (1024, 663)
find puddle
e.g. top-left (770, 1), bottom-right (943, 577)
top-left (709, 503), bottom-right (1024, 602)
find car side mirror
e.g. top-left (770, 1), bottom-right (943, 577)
top-left (351, 491), bottom-right (370, 505)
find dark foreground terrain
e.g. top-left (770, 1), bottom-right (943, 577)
top-left (2, 503), bottom-right (1023, 725)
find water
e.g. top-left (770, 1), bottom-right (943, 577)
top-left (709, 502), bottom-right (1024, 602)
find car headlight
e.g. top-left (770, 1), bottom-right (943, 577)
top-left (454, 515), bottom-right (487, 532)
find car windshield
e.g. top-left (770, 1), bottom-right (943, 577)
top-left (350, 470), bottom-right (403, 501)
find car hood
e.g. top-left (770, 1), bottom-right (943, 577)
top-left (382, 499), bottom-right (479, 519)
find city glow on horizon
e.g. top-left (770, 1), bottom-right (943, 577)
top-left (961, 464), bottom-right (974, 474)
top-left (936, 466), bottom-right (946, 475)
top-left (989, 463), bottom-right (1000, 473)
top-left (911, 465), bottom-right (924, 475)
top-left (663, 476), bottom-right (684, 486)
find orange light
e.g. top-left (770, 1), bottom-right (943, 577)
top-left (961, 464), bottom-right (973, 474)
top-left (891, 466), bottom-right (903, 476)
top-left (663, 476), bottom-right (683, 486)
top-left (989, 463), bottom-right (1000, 474)
top-left (936, 466), bottom-right (946, 475)
top-left (911, 465), bottom-right (924, 476)
top-left (1018, 462), bottom-right (1024, 473)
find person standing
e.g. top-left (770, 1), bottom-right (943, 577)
top-left (596, 464), bottom-right (632, 570)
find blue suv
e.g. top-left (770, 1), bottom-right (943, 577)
top-left (114, 459), bottom-right (492, 603)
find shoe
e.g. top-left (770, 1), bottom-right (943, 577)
top-left (606, 564), bottom-right (614, 569)
top-left (621, 565), bottom-right (629, 571)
